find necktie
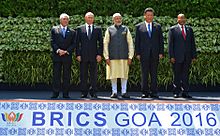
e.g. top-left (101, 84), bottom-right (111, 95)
top-left (181, 25), bottom-right (186, 40)
top-left (148, 23), bottom-right (151, 38)
top-left (62, 28), bottom-right (66, 37)
top-left (88, 25), bottom-right (92, 39)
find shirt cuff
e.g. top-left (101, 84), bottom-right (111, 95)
top-left (56, 49), bottom-right (60, 54)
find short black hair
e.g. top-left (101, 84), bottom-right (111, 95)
top-left (144, 7), bottom-right (155, 14)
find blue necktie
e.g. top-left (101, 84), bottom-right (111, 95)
top-left (62, 28), bottom-right (66, 37)
top-left (148, 23), bottom-right (151, 38)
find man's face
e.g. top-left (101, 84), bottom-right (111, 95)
top-left (177, 15), bottom-right (186, 25)
top-left (113, 16), bottom-right (122, 26)
top-left (85, 15), bottom-right (94, 25)
top-left (60, 16), bottom-right (69, 27)
top-left (144, 11), bottom-right (154, 23)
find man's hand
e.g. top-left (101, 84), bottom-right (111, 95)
top-left (159, 54), bottom-right (164, 59)
top-left (170, 58), bottom-right (176, 64)
top-left (192, 58), bottom-right (196, 63)
top-left (106, 59), bottom-right (110, 66)
top-left (58, 50), bottom-right (67, 56)
top-left (96, 55), bottom-right (102, 63)
top-left (128, 59), bottom-right (132, 65)
top-left (76, 56), bottom-right (81, 62)
top-left (136, 55), bottom-right (140, 60)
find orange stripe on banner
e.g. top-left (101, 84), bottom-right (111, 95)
top-left (0, 99), bottom-right (220, 104)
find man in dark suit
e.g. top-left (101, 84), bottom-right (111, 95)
top-left (168, 14), bottom-right (197, 98)
top-left (135, 8), bottom-right (164, 98)
top-left (51, 13), bottom-right (76, 99)
top-left (76, 12), bottom-right (103, 98)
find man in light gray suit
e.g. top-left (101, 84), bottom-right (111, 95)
top-left (168, 14), bottom-right (197, 98)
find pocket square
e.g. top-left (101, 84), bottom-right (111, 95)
top-left (122, 32), bottom-right (127, 35)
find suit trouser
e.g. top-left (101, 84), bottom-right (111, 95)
top-left (52, 61), bottom-right (72, 95)
top-left (140, 58), bottom-right (159, 94)
top-left (172, 61), bottom-right (191, 94)
top-left (80, 61), bottom-right (97, 95)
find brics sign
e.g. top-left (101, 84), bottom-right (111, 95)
top-left (1, 100), bottom-right (220, 135)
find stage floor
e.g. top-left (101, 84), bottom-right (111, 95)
top-left (0, 90), bottom-right (220, 101)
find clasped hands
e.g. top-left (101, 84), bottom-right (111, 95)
top-left (58, 49), bottom-right (68, 56)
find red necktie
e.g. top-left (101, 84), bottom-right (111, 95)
top-left (181, 25), bottom-right (186, 40)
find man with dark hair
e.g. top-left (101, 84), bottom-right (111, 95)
top-left (144, 7), bottom-right (155, 14)
top-left (168, 14), bottom-right (197, 98)
top-left (51, 13), bottom-right (76, 99)
top-left (135, 8), bottom-right (164, 98)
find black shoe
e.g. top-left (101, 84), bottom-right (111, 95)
top-left (151, 94), bottom-right (159, 99)
top-left (141, 93), bottom-right (151, 98)
top-left (182, 93), bottom-right (192, 98)
top-left (63, 95), bottom-right (70, 99)
top-left (51, 92), bottom-right (59, 99)
top-left (173, 93), bottom-right (179, 98)
top-left (81, 94), bottom-right (88, 98)
top-left (110, 93), bottom-right (118, 98)
top-left (63, 92), bottom-right (70, 98)
top-left (121, 93), bottom-right (130, 98)
top-left (90, 93), bottom-right (97, 98)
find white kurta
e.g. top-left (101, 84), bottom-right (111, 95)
top-left (103, 27), bottom-right (134, 80)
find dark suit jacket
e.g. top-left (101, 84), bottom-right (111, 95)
top-left (76, 25), bottom-right (103, 62)
top-left (51, 25), bottom-right (76, 62)
top-left (168, 25), bottom-right (197, 63)
top-left (135, 22), bottom-right (164, 61)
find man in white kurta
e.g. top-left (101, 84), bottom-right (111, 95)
top-left (103, 13), bottom-right (134, 98)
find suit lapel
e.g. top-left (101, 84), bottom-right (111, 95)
top-left (58, 26), bottom-right (63, 38)
top-left (65, 27), bottom-right (70, 38)
top-left (176, 25), bottom-right (184, 40)
top-left (151, 22), bottom-right (156, 38)
top-left (141, 22), bottom-right (150, 39)
top-left (82, 25), bottom-right (89, 40)
top-left (90, 25), bottom-right (96, 40)
top-left (185, 25), bottom-right (189, 40)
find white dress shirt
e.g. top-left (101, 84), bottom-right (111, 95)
top-left (145, 21), bottom-right (152, 32)
top-left (178, 24), bottom-right (186, 35)
top-left (85, 23), bottom-right (93, 36)
top-left (60, 25), bottom-right (67, 32)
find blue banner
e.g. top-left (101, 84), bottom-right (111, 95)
top-left (1, 100), bottom-right (220, 136)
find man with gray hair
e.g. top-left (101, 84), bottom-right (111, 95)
top-left (76, 12), bottom-right (103, 98)
top-left (51, 13), bottom-right (76, 99)
top-left (103, 13), bottom-right (134, 98)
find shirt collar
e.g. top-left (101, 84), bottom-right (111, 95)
top-left (145, 21), bottom-right (152, 26)
top-left (86, 23), bottom-right (93, 28)
top-left (60, 25), bottom-right (67, 30)
top-left (178, 24), bottom-right (185, 29)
